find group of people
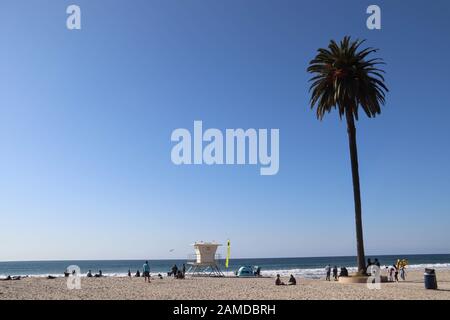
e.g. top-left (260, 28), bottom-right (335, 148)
top-left (126, 261), bottom-right (152, 282)
top-left (325, 265), bottom-right (349, 281)
top-left (275, 274), bottom-right (297, 286)
top-left (324, 258), bottom-right (407, 282)
top-left (64, 269), bottom-right (103, 278)
top-left (86, 270), bottom-right (103, 278)
top-left (1, 275), bottom-right (25, 281)
top-left (368, 258), bottom-right (407, 281)
top-left (65, 261), bottom-right (188, 283)
top-left (126, 262), bottom-right (187, 282)
top-left (386, 264), bottom-right (407, 282)
top-left (168, 264), bottom-right (186, 279)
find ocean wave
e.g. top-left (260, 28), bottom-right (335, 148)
top-left (1, 263), bottom-right (449, 279)
top-left (224, 263), bottom-right (450, 279)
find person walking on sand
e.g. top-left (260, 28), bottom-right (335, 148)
top-left (325, 264), bottom-right (331, 281)
top-left (143, 261), bottom-right (151, 283)
top-left (332, 266), bottom-right (338, 281)
top-left (394, 265), bottom-right (399, 282)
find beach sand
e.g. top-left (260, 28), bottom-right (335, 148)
top-left (1, 269), bottom-right (449, 300)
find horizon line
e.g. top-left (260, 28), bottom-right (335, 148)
top-left (2, 252), bottom-right (449, 263)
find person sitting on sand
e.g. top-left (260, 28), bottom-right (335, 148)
top-left (64, 270), bottom-right (70, 277)
top-left (157, 273), bottom-right (163, 279)
top-left (288, 275), bottom-right (296, 285)
top-left (87, 270), bottom-right (93, 278)
top-left (135, 270), bottom-right (141, 277)
top-left (3, 275), bottom-right (12, 281)
top-left (176, 270), bottom-right (185, 279)
top-left (143, 261), bottom-right (151, 283)
top-left (332, 266), bottom-right (338, 281)
top-left (275, 274), bottom-right (285, 286)
top-left (94, 270), bottom-right (103, 278)
top-left (339, 267), bottom-right (349, 278)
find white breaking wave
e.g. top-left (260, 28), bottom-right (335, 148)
top-left (223, 263), bottom-right (450, 279)
top-left (1, 263), bottom-right (449, 279)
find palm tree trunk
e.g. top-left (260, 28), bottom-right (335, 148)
top-left (345, 110), bottom-right (366, 275)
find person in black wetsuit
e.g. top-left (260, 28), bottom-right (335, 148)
top-left (332, 266), bottom-right (338, 281)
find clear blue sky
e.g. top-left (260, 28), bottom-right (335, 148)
top-left (1, 0), bottom-right (449, 261)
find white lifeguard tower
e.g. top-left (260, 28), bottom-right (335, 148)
top-left (186, 242), bottom-right (224, 277)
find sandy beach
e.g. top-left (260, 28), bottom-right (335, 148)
top-left (1, 269), bottom-right (449, 300)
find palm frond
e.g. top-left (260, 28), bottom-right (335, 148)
top-left (307, 36), bottom-right (388, 120)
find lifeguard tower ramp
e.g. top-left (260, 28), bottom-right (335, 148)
top-left (186, 242), bottom-right (224, 277)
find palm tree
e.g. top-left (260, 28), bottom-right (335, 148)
top-left (307, 36), bottom-right (388, 275)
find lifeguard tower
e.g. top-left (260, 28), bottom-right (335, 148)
top-left (186, 242), bottom-right (224, 277)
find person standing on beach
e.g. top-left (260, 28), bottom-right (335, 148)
top-left (171, 264), bottom-right (178, 277)
top-left (143, 261), bottom-right (151, 283)
top-left (332, 266), bottom-right (338, 281)
top-left (387, 265), bottom-right (395, 282)
top-left (325, 265), bottom-right (331, 281)
top-left (400, 266), bottom-right (406, 281)
top-left (394, 265), bottom-right (399, 282)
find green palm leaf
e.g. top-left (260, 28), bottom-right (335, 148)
top-left (307, 36), bottom-right (388, 120)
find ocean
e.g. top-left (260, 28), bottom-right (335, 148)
top-left (1, 254), bottom-right (449, 279)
